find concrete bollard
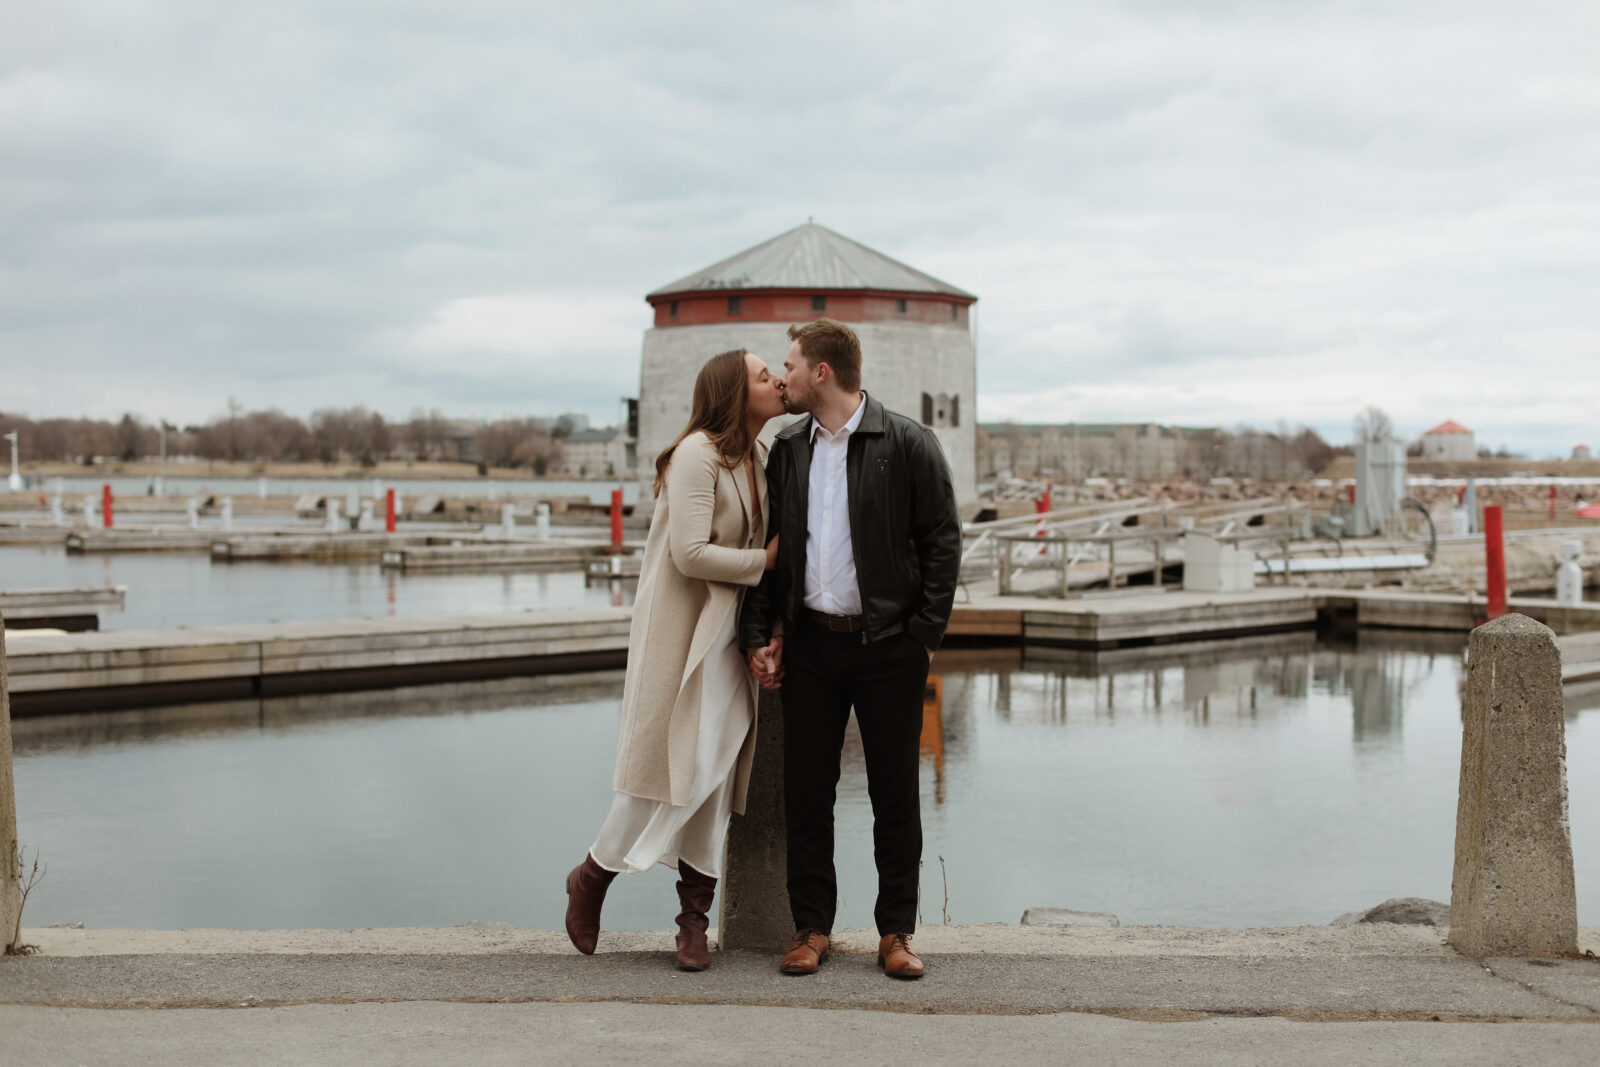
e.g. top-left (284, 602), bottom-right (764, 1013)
top-left (718, 688), bottom-right (790, 951)
top-left (326, 498), bottom-right (341, 534)
top-left (1447, 613), bottom-right (1578, 958)
top-left (501, 503), bottom-right (515, 540)
top-left (1555, 542), bottom-right (1583, 606)
top-left (220, 497), bottom-right (234, 531)
top-left (1, 613), bottom-right (20, 942)
top-left (535, 502), bottom-right (551, 539)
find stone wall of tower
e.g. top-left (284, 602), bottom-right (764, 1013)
top-left (638, 319), bottom-right (977, 502)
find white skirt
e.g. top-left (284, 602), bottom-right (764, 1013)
top-left (589, 606), bottom-right (752, 879)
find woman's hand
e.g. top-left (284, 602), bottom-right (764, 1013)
top-left (764, 534), bottom-right (780, 572)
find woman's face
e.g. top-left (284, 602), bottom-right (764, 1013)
top-left (745, 352), bottom-right (787, 422)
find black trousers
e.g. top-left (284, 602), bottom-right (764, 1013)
top-left (783, 615), bottom-right (930, 936)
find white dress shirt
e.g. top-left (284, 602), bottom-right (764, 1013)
top-left (803, 393), bottom-right (867, 616)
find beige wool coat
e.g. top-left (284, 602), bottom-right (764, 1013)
top-left (612, 430), bottom-right (769, 811)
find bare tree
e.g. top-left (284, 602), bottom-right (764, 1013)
top-left (1353, 404), bottom-right (1395, 444)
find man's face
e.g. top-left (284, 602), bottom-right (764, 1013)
top-left (780, 340), bottom-right (818, 414)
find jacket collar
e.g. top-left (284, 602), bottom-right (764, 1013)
top-left (774, 391), bottom-right (886, 442)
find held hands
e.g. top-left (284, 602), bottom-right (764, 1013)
top-left (747, 635), bottom-right (784, 690)
top-left (764, 534), bottom-right (780, 572)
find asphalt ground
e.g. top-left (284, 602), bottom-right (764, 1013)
top-left (2, 926), bottom-right (1598, 1065)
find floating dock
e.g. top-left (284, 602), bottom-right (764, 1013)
top-left (6, 589), bottom-right (1600, 713)
top-left (2, 610), bottom-right (630, 714)
top-left (0, 586), bottom-right (126, 631)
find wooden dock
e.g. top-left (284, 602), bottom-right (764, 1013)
top-left (7, 586), bottom-right (1600, 713)
top-left (2, 610), bottom-right (630, 714)
top-left (0, 587), bottom-right (126, 631)
top-left (380, 542), bottom-right (621, 572)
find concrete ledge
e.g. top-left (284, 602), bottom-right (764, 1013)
top-left (4, 924), bottom-right (1599, 1021)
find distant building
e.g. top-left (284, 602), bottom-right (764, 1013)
top-left (1420, 420), bottom-right (1476, 461)
top-left (638, 222), bottom-right (979, 500)
top-left (1575, 443), bottom-right (1592, 461)
top-left (977, 422), bottom-right (1307, 481)
top-left (562, 426), bottom-right (635, 479)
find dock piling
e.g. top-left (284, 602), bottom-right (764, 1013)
top-left (719, 689), bottom-right (790, 951)
top-left (101, 484), bottom-right (113, 529)
top-left (385, 489), bottom-right (397, 534)
top-left (0, 613), bottom-right (20, 943)
top-left (1447, 613), bottom-right (1578, 957)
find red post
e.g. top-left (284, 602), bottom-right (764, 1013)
top-left (102, 483), bottom-right (113, 528)
top-left (1347, 483), bottom-right (1356, 504)
top-left (610, 488), bottom-right (623, 551)
top-left (385, 488), bottom-right (397, 533)
top-left (1484, 505), bottom-right (1507, 620)
top-left (1035, 486), bottom-right (1051, 554)
top-left (1549, 484), bottom-right (1557, 521)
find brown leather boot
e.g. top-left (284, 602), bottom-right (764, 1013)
top-left (779, 929), bottom-right (830, 975)
top-left (564, 854), bottom-right (617, 955)
top-left (878, 932), bottom-right (925, 979)
top-left (673, 861), bottom-right (717, 971)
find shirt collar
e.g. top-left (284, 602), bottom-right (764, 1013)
top-left (809, 392), bottom-right (868, 443)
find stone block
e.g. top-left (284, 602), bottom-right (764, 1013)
top-left (1020, 907), bottom-right (1120, 927)
top-left (718, 688), bottom-right (789, 950)
top-left (1448, 613), bottom-right (1578, 957)
top-left (1330, 898), bottom-right (1449, 927)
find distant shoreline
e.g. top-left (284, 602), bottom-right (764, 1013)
top-left (16, 459), bottom-right (629, 483)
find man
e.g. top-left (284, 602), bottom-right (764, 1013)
top-left (739, 318), bottom-right (961, 979)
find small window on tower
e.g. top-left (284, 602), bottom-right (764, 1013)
top-left (812, 295), bottom-right (827, 312)
top-left (896, 298), bottom-right (908, 314)
top-left (727, 297), bottom-right (742, 316)
top-left (669, 301), bottom-right (678, 318)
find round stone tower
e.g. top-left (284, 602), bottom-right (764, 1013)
top-left (637, 222), bottom-right (978, 502)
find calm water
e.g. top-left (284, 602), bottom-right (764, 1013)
top-left (11, 633), bottom-right (1600, 930)
top-left (0, 545), bottom-right (634, 628)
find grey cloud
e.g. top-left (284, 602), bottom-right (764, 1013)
top-left (2, 0), bottom-right (1597, 453)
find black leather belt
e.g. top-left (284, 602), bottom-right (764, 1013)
top-left (807, 608), bottom-right (865, 633)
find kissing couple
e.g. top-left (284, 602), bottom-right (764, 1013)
top-left (564, 317), bottom-right (960, 979)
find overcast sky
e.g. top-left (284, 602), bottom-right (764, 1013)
top-left (4, 0), bottom-right (1597, 454)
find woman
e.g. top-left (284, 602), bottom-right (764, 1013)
top-left (565, 348), bottom-right (786, 970)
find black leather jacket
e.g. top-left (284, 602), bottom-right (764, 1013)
top-left (738, 392), bottom-right (962, 652)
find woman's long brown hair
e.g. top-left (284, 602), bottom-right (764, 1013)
top-left (653, 348), bottom-right (754, 497)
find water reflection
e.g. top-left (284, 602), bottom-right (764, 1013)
top-left (12, 633), bottom-right (1598, 931)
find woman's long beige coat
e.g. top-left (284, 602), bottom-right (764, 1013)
top-left (612, 431), bottom-right (768, 811)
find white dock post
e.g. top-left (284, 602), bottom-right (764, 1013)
top-left (220, 496), bottom-right (234, 531)
top-left (346, 489), bottom-right (359, 528)
top-left (186, 497), bottom-right (200, 529)
top-left (326, 498), bottom-right (341, 533)
top-left (1555, 542), bottom-right (1583, 606)
top-left (258, 477), bottom-right (267, 500)
top-left (501, 503), bottom-right (515, 540)
top-left (82, 495), bottom-right (96, 527)
top-left (535, 502), bottom-right (551, 539)
top-left (49, 495), bottom-right (63, 525)
top-left (358, 500), bottom-right (376, 532)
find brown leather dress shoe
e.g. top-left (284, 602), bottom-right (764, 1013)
top-left (779, 929), bottom-right (829, 975)
top-left (564, 854), bottom-right (617, 955)
top-left (673, 862), bottom-right (717, 971)
top-left (878, 932), bottom-right (925, 979)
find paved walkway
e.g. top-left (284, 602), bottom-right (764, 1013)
top-left (3, 924), bottom-right (1598, 1065)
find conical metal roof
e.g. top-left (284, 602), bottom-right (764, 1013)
top-left (647, 222), bottom-right (976, 300)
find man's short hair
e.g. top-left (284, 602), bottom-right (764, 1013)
top-left (787, 318), bottom-right (862, 392)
